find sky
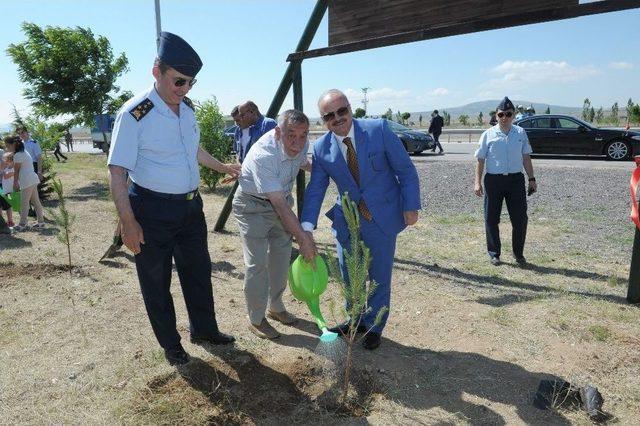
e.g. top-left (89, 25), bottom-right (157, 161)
top-left (1, 0), bottom-right (639, 124)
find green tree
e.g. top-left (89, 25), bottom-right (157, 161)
top-left (627, 98), bottom-right (634, 120)
top-left (7, 22), bottom-right (129, 127)
top-left (353, 107), bottom-right (366, 118)
top-left (544, 106), bottom-right (551, 114)
top-left (418, 114), bottom-right (423, 127)
top-left (48, 178), bottom-right (76, 273)
top-left (458, 114), bottom-right (469, 126)
top-left (588, 106), bottom-right (595, 123)
top-left (595, 107), bottom-right (604, 124)
top-left (611, 102), bottom-right (619, 125)
top-left (401, 112), bottom-right (411, 124)
top-left (582, 98), bottom-right (591, 121)
top-left (395, 110), bottom-right (402, 123)
top-left (630, 104), bottom-right (640, 125)
top-left (477, 111), bottom-right (484, 126)
top-left (382, 108), bottom-right (393, 120)
top-left (195, 97), bottom-right (232, 190)
top-left (442, 111), bottom-right (451, 126)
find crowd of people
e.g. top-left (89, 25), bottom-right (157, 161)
top-left (0, 127), bottom-right (47, 233)
top-left (2, 32), bottom-right (537, 367)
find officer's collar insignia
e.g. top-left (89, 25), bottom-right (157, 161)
top-left (182, 96), bottom-right (194, 111)
top-left (129, 98), bottom-right (154, 121)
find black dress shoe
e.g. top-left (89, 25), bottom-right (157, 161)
top-left (190, 331), bottom-right (236, 345)
top-left (515, 256), bottom-right (527, 265)
top-left (328, 321), bottom-right (367, 335)
top-left (490, 256), bottom-right (501, 266)
top-left (164, 344), bottom-right (190, 366)
top-left (362, 332), bottom-right (381, 350)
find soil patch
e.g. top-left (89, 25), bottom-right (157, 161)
top-left (0, 262), bottom-right (90, 287)
top-left (125, 350), bottom-right (381, 425)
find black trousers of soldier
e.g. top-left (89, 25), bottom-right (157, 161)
top-left (433, 131), bottom-right (443, 152)
top-left (483, 173), bottom-right (528, 259)
top-left (129, 191), bottom-right (219, 349)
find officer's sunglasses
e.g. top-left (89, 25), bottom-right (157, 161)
top-left (497, 111), bottom-right (514, 118)
top-left (173, 77), bottom-right (197, 88)
top-left (321, 106), bottom-right (350, 122)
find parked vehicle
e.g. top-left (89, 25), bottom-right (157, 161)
top-left (92, 114), bottom-right (115, 153)
top-left (515, 115), bottom-right (640, 160)
top-left (386, 120), bottom-right (435, 155)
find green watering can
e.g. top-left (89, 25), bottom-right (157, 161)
top-left (288, 255), bottom-right (338, 343)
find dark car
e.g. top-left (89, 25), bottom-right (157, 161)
top-left (386, 120), bottom-right (435, 154)
top-left (515, 115), bottom-right (640, 160)
top-left (224, 125), bottom-right (237, 153)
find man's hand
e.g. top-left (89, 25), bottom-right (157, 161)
top-left (121, 218), bottom-right (145, 255)
top-left (298, 231), bottom-right (317, 264)
top-left (474, 182), bottom-right (483, 197)
top-left (528, 180), bottom-right (537, 195)
top-left (403, 210), bottom-right (418, 226)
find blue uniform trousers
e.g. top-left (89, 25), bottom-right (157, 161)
top-left (483, 172), bottom-right (528, 259)
top-left (129, 185), bottom-right (219, 349)
top-left (335, 218), bottom-right (396, 334)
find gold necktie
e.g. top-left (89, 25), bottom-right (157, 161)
top-left (342, 137), bottom-right (372, 221)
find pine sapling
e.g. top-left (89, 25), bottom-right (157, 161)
top-left (48, 177), bottom-right (75, 273)
top-left (326, 192), bottom-right (388, 404)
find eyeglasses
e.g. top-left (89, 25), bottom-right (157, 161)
top-left (174, 77), bottom-right (197, 88)
top-left (497, 111), bottom-right (514, 118)
top-left (321, 106), bottom-right (350, 122)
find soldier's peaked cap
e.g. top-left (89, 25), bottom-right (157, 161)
top-left (497, 97), bottom-right (515, 111)
top-left (157, 32), bottom-right (202, 77)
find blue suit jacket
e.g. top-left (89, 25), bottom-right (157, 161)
top-left (301, 119), bottom-right (421, 242)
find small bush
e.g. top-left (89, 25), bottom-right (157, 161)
top-left (195, 97), bottom-right (233, 190)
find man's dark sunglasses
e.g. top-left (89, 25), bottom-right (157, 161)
top-left (174, 77), bottom-right (197, 88)
top-left (321, 106), bottom-right (350, 122)
top-left (497, 111), bottom-right (513, 118)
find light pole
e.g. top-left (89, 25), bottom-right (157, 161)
top-left (154, 0), bottom-right (162, 49)
top-left (361, 87), bottom-right (370, 116)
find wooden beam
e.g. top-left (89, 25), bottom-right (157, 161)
top-left (288, 0), bottom-right (640, 61)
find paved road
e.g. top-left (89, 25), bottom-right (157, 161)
top-left (410, 142), bottom-right (637, 171)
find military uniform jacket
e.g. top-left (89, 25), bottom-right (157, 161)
top-left (107, 85), bottom-right (201, 194)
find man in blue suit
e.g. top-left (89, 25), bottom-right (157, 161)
top-left (301, 89), bottom-right (421, 350)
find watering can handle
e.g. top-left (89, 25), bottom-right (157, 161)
top-left (630, 156), bottom-right (640, 230)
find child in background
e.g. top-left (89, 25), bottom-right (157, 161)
top-left (1, 151), bottom-right (15, 227)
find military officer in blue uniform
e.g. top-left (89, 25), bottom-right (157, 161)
top-left (108, 32), bottom-right (240, 366)
top-left (474, 97), bottom-right (537, 266)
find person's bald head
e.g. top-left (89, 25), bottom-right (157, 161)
top-left (238, 101), bottom-right (260, 128)
top-left (318, 89), bottom-right (352, 137)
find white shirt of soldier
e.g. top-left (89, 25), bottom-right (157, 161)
top-left (238, 128), bottom-right (308, 197)
top-left (107, 85), bottom-right (201, 194)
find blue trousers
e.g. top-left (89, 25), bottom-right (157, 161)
top-left (335, 218), bottom-right (396, 334)
top-left (129, 186), bottom-right (220, 349)
top-left (483, 173), bottom-right (528, 259)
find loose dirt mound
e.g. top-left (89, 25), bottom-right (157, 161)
top-left (0, 262), bottom-right (89, 287)
top-left (126, 351), bottom-right (381, 425)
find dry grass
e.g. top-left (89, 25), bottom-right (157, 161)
top-left (1, 153), bottom-right (639, 424)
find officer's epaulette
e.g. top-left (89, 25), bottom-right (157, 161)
top-left (129, 98), bottom-right (154, 121)
top-left (182, 96), bottom-right (194, 111)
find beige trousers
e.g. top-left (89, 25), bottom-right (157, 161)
top-left (19, 184), bottom-right (44, 226)
top-left (232, 191), bottom-right (293, 325)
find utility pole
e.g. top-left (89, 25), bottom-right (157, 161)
top-left (154, 0), bottom-right (162, 49)
top-left (361, 87), bottom-right (370, 116)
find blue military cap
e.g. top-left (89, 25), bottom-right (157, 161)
top-left (157, 32), bottom-right (202, 77)
top-left (497, 97), bottom-right (515, 111)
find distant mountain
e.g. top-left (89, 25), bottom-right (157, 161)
top-left (411, 100), bottom-right (582, 120)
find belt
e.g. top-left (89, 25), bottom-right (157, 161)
top-left (131, 183), bottom-right (199, 200)
top-left (487, 172), bottom-right (523, 176)
top-left (244, 192), bottom-right (272, 204)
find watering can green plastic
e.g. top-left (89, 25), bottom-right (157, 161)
top-left (288, 255), bottom-right (338, 342)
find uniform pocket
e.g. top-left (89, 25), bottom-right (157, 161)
top-left (369, 152), bottom-right (388, 171)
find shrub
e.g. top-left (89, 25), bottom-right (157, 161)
top-left (195, 97), bottom-right (233, 190)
